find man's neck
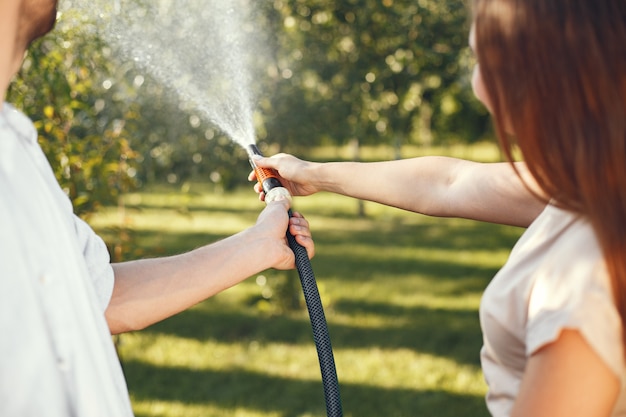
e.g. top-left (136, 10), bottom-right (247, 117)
top-left (0, 1), bottom-right (24, 109)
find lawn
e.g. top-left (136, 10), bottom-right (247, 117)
top-left (89, 142), bottom-right (522, 417)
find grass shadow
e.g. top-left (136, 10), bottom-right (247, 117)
top-left (140, 298), bottom-right (482, 367)
top-left (124, 358), bottom-right (489, 417)
top-left (96, 193), bottom-right (520, 417)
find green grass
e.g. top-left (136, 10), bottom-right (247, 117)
top-left (90, 142), bottom-right (522, 417)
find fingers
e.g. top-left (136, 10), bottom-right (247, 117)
top-left (251, 154), bottom-right (292, 174)
top-left (247, 156), bottom-right (273, 177)
top-left (289, 212), bottom-right (315, 259)
top-left (249, 170), bottom-right (266, 201)
top-left (252, 155), bottom-right (275, 169)
top-left (288, 213), bottom-right (310, 237)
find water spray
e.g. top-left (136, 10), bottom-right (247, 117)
top-left (62, 0), bottom-right (343, 411)
top-left (247, 144), bottom-right (343, 417)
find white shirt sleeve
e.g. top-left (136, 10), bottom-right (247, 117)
top-left (526, 224), bottom-right (624, 378)
top-left (73, 215), bottom-right (114, 311)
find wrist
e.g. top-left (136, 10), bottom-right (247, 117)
top-left (314, 161), bottom-right (345, 194)
top-left (240, 226), bottom-right (282, 271)
top-left (306, 161), bottom-right (327, 193)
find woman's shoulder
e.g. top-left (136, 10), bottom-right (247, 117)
top-left (525, 204), bottom-right (623, 378)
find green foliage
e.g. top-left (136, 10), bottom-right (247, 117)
top-left (261, 0), bottom-right (489, 151)
top-left (7, 16), bottom-right (139, 217)
top-left (7, 1), bottom-right (492, 217)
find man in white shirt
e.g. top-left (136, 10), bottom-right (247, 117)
top-left (0, 1), bottom-right (315, 415)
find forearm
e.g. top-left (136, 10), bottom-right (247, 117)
top-left (308, 156), bottom-right (546, 227)
top-left (106, 228), bottom-right (275, 334)
top-left (310, 157), bottom-right (456, 211)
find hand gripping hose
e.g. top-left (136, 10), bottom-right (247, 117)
top-left (247, 144), bottom-right (343, 417)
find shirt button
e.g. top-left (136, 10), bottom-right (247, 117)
top-left (39, 273), bottom-right (53, 285)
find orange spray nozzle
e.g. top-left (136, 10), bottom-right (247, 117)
top-left (247, 144), bottom-right (284, 194)
top-left (254, 165), bottom-right (280, 185)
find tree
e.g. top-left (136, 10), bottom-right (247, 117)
top-left (7, 15), bottom-right (139, 217)
top-left (260, 0), bottom-right (488, 155)
top-left (7, 0), bottom-right (491, 211)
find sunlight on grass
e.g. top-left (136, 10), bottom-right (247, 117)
top-left (336, 348), bottom-right (485, 394)
top-left (119, 329), bottom-right (486, 415)
top-left (90, 206), bottom-right (255, 235)
top-left (92, 149), bottom-right (521, 416)
top-left (131, 400), bottom-right (284, 417)
top-left (119, 332), bottom-right (485, 393)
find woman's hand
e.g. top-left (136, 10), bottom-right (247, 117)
top-left (248, 153), bottom-right (321, 201)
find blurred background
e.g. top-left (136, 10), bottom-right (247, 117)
top-left (8, 0), bottom-right (520, 416)
top-left (9, 0), bottom-right (492, 215)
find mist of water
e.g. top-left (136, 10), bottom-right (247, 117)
top-left (59, 0), bottom-right (267, 148)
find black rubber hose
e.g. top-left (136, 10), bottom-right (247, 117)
top-left (246, 144), bottom-right (342, 416)
top-left (285, 213), bottom-right (343, 417)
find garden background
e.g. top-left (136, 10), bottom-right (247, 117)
top-left (8, 1), bottom-right (523, 415)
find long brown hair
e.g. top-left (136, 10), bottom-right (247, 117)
top-left (473, 0), bottom-right (626, 349)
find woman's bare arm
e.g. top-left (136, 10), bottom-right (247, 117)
top-left (254, 155), bottom-right (546, 227)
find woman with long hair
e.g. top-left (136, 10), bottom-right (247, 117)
top-left (251, 0), bottom-right (626, 415)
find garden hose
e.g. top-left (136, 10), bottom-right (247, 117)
top-left (247, 144), bottom-right (343, 417)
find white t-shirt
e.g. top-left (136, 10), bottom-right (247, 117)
top-left (0, 103), bottom-right (134, 416)
top-left (480, 203), bottom-right (626, 416)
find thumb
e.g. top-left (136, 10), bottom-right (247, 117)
top-left (252, 154), bottom-right (277, 170)
top-left (265, 193), bottom-right (291, 209)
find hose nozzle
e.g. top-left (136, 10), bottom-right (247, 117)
top-left (247, 144), bottom-right (291, 203)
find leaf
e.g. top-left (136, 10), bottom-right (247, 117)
top-left (44, 105), bottom-right (55, 119)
